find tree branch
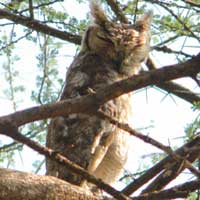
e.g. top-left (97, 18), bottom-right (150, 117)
top-left (0, 8), bottom-right (81, 44)
top-left (97, 111), bottom-right (200, 178)
top-left (183, 0), bottom-right (200, 8)
top-left (152, 35), bottom-right (179, 48)
top-left (122, 135), bottom-right (200, 195)
top-left (0, 31), bottom-right (33, 51)
top-left (0, 123), bottom-right (130, 200)
top-left (0, 55), bottom-right (199, 127)
top-left (141, 147), bottom-right (200, 194)
top-left (0, 168), bottom-right (99, 200)
top-left (132, 179), bottom-right (200, 200)
top-left (146, 57), bottom-right (200, 104)
top-left (146, 0), bottom-right (200, 41)
top-left (19, 0), bottom-right (62, 15)
top-left (153, 45), bottom-right (193, 58)
top-left (28, 0), bottom-right (34, 19)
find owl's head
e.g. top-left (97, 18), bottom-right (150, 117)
top-left (81, 1), bottom-right (152, 76)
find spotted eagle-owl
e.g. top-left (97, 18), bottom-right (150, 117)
top-left (46, 1), bottom-right (151, 187)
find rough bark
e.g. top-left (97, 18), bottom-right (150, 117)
top-left (0, 168), bottom-right (99, 200)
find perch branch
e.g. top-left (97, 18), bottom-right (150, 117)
top-left (0, 54), bottom-right (199, 127)
top-left (0, 122), bottom-right (130, 200)
top-left (0, 168), bottom-right (99, 200)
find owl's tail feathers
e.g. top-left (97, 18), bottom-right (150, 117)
top-left (90, 0), bottom-right (109, 27)
top-left (135, 10), bottom-right (153, 32)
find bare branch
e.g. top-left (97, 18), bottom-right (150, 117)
top-left (0, 8), bottom-right (81, 45)
top-left (122, 135), bottom-right (200, 195)
top-left (132, 180), bottom-right (200, 200)
top-left (97, 111), bottom-right (200, 178)
top-left (152, 35), bottom-right (179, 48)
top-left (0, 31), bottom-right (33, 51)
top-left (146, 0), bottom-right (200, 42)
top-left (19, 0), bottom-right (63, 14)
top-left (141, 149), bottom-right (200, 194)
top-left (146, 57), bottom-right (200, 104)
top-left (153, 45), bottom-right (193, 58)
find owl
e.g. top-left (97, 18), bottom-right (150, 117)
top-left (46, 0), bottom-right (151, 189)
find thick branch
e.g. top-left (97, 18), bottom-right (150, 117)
top-left (1, 167), bottom-right (198, 200)
top-left (0, 8), bottom-right (81, 44)
top-left (0, 55), bottom-right (199, 127)
top-left (0, 168), bottom-right (98, 200)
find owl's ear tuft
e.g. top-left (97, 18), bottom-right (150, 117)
top-left (135, 11), bottom-right (153, 32)
top-left (90, 0), bottom-right (109, 26)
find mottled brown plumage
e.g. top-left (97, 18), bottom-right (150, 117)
top-left (46, 0), bottom-right (151, 189)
